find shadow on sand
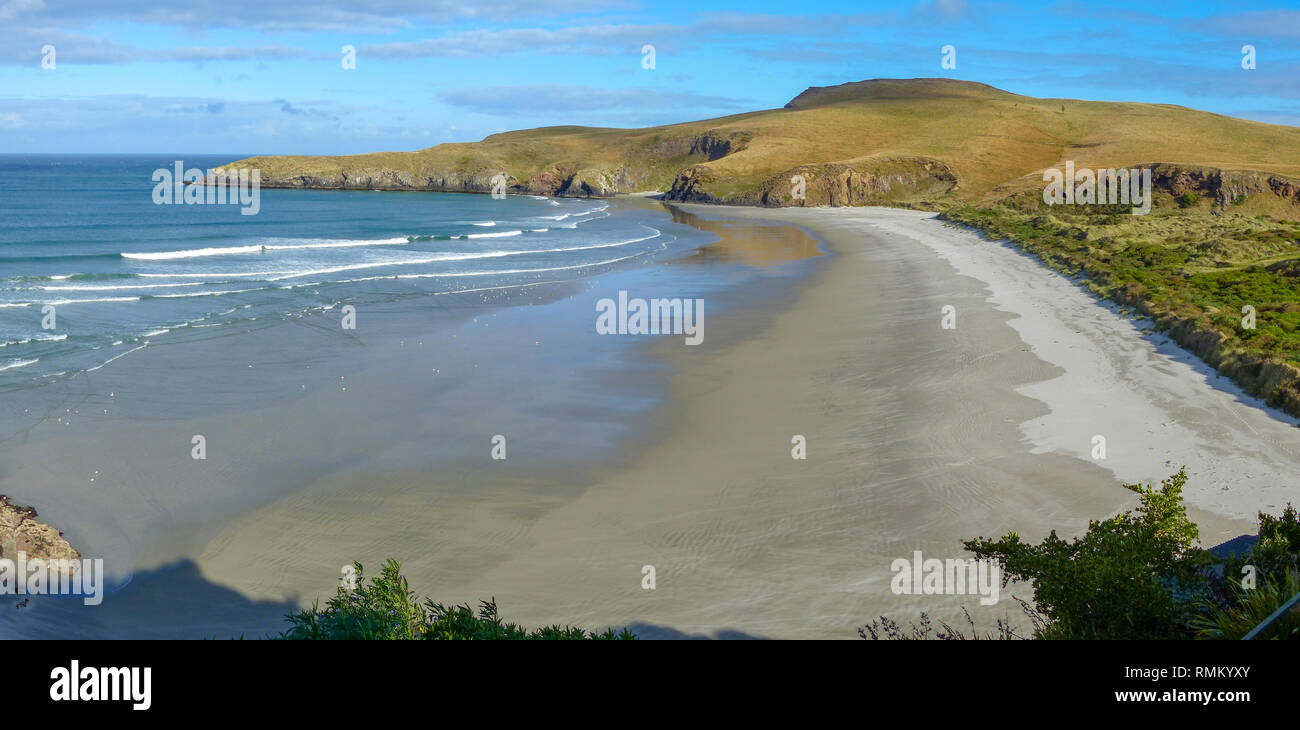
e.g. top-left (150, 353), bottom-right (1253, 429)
top-left (624, 623), bottom-right (772, 640)
top-left (2, 560), bottom-right (774, 640)
top-left (0, 558), bottom-right (299, 640)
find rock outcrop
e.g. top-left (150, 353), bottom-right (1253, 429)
top-left (984, 163), bottom-right (1300, 213)
top-left (664, 157), bottom-right (958, 206)
top-left (211, 128), bottom-right (754, 199)
top-left (1146, 164), bottom-right (1300, 209)
top-left (213, 164), bottom-right (642, 198)
top-left (0, 495), bottom-right (81, 565)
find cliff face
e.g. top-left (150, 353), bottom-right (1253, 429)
top-left (665, 157), bottom-right (958, 206)
top-left (1145, 164), bottom-right (1300, 208)
top-left (240, 165), bottom-right (642, 197)
top-left (229, 135), bottom-right (962, 207)
top-left (985, 162), bottom-right (1300, 215)
top-left (230, 155), bottom-right (1300, 215)
top-left (215, 128), bottom-right (754, 199)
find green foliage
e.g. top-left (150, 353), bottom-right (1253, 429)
top-left (1176, 191), bottom-right (1200, 208)
top-left (1224, 503), bottom-right (1300, 589)
top-left (963, 469), bottom-right (1212, 639)
top-left (279, 559), bottom-right (636, 640)
top-left (1189, 269), bottom-right (1300, 361)
top-left (863, 475), bottom-right (1300, 641)
top-left (1255, 503), bottom-right (1300, 569)
top-left (1193, 569), bottom-right (1300, 640)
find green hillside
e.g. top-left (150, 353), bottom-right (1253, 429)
top-left (217, 78), bottom-right (1300, 213)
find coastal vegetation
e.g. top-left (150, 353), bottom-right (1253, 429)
top-left (861, 470), bottom-right (1300, 640)
top-left (278, 558), bottom-right (637, 640)
top-left (942, 199), bottom-right (1300, 416)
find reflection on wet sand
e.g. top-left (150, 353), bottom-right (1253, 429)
top-left (661, 203), bottom-right (825, 266)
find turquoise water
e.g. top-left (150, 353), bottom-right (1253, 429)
top-left (0, 154), bottom-right (678, 389)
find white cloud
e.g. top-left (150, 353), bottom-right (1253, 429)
top-left (437, 84), bottom-right (749, 114)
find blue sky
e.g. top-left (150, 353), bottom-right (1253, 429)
top-left (1, 0), bottom-right (1297, 154)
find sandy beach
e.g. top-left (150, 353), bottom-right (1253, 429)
top-left (6, 200), bottom-right (1298, 640)
top-left (163, 202), bottom-right (1297, 639)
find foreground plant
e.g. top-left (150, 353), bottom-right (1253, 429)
top-left (963, 468), bottom-right (1211, 639)
top-left (864, 470), bottom-right (1300, 640)
top-left (279, 558), bottom-right (635, 640)
top-left (1193, 569), bottom-right (1300, 640)
top-left (864, 469), bottom-right (1233, 640)
top-left (1229, 503), bottom-right (1300, 580)
top-left (859, 604), bottom-right (1036, 640)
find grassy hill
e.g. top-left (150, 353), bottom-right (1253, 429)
top-left (217, 79), bottom-right (1300, 418)
top-left (217, 78), bottom-right (1300, 211)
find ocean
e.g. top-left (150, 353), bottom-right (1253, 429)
top-left (0, 155), bottom-right (827, 637)
top-left (0, 154), bottom-right (678, 390)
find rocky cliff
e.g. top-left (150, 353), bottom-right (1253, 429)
top-left (212, 128), bottom-right (755, 199)
top-left (1146, 164), bottom-right (1300, 209)
top-left (665, 156), bottom-right (958, 206)
top-left (0, 495), bottom-right (81, 566)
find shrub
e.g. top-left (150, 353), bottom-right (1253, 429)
top-left (860, 470), bottom-right (1300, 640)
top-left (963, 469), bottom-right (1212, 639)
top-left (279, 558), bottom-right (636, 640)
top-left (1253, 503), bottom-right (1300, 574)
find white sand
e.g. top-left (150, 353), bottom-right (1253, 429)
top-left (853, 207), bottom-right (1300, 520)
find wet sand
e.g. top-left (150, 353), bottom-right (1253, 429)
top-left (8, 201), bottom-right (1296, 639)
top-left (0, 199), bottom-right (824, 638)
top-left (179, 202), bottom-right (1294, 639)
